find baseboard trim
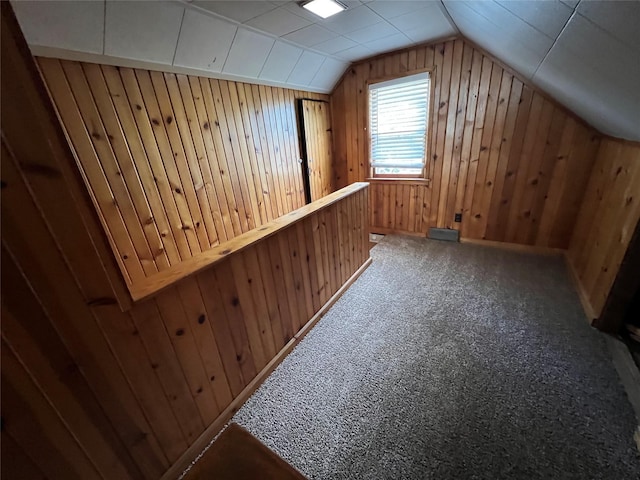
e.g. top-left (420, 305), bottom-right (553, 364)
top-left (564, 255), bottom-right (598, 324)
top-left (459, 237), bottom-right (565, 256)
top-left (160, 257), bottom-right (373, 480)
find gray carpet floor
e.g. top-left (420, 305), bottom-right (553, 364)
top-left (232, 235), bottom-right (640, 479)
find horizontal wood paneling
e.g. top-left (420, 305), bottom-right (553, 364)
top-left (567, 139), bottom-right (640, 320)
top-left (37, 57), bottom-right (327, 287)
top-left (2, 8), bottom-right (368, 479)
top-left (331, 38), bottom-right (602, 248)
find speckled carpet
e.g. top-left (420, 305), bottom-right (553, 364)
top-left (232, 235), bottom-right (640, 479)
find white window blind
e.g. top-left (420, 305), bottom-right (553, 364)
top-left (369, 72), bottom-right (430, 175)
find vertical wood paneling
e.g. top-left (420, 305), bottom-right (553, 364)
top-left (3, 104), bottom-right (368, 480)
top-left (301, 99), bottom-right (335, 201)
top-left (1, 6), bottom-right (169, 478)
top-left (37, 58), bottom-right (328, 286)
top-left (0, 145), bottom-right (173, 475)
top-left (568, 139), bottom-right (640, 319)
top-left (1, 345), bottom-right (102, 480)
top-left (331, 38), bottom-right (602, 248)
top-left (2, 8), bottom-right (367, 479)
top-left (369, 180), bottom-right (430, 236)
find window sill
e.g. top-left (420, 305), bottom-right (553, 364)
top-left (366, 178), bottom-right (430, 186)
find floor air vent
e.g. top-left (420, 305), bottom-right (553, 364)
top-left (428, 228), bottom-right (460, 242)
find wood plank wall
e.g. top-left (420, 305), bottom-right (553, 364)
top-left (331, 38), bottom-right (602, 248)
top-left (2, 140), bottom-right (368, 479)
top-left (37, 57), bottom-right (327, 287)
top-left (567, 139), bottom-right (640, 320)
top-left (2, 7), bottom-right (368, 479)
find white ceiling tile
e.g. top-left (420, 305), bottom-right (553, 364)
top-left (12, 0), bottom-right (640, 141)
top-left (105, 1), bottom-right (184, 64)
top-left (561, 0), bottom-right (579, 8)
top-left (535, 49), bottom-right (640, 139)
top-left (577, 0), bottom-right (640, 54)
top-left (313, 36), bottom-right (358, 54)
top-left (283, 24), bottom-right (336, 46)
top-left (345, 21), bottom-right (399, 44)
top-left (174, 9), bottom-right (237, 72)
top-left (12, 0), bottom-right (104, 54)
top-left (341, 0), bottom-right (364, 7)
top-left (444, 1), bottom-right (545, 79)
top-left (192, 1), bottom-right (278, 23)
top-left (388, 4), bottom-right (453, 33)
top-left (366, 1), bottom-right (432, 19)
top-left (259, 41), bottom-right (303, 82)
top-left (246, 6), bottom-right (312, 37)
top-left (495, 0), bottom-right (573, 39)
top-left (322, 5), bottom-right (383, 34)
top-left (546, 14), bottom-right (639, 95)
top-left (364, 32), bottom-right (412, 54)
top-left (405, 22), bottom-right (457, 44)
top-left (309, 57), bottom-right (349, 91)
top-left (287, 50), bottom-right (326, 85)
top-left (334, 44), bottom-right (374, 61)
top-left (223, 28), bottom-right (275, 77)
top-left (450, 1), bottom-right (552, 57)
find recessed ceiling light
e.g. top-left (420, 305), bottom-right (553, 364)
top-left (301, 0), bottom-right (346, 19)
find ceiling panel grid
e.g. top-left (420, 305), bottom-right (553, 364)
top-left (10, 0), bottom-right (640, 140)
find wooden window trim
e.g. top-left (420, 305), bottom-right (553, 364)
top-left (372, 171), bottom-right (425, 180)
top-left (366, 178), bottom-right (430, 186)
top-left (366, 67), bottom-right (436, 181)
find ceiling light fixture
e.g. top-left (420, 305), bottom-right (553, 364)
top-left (301, 0), bottom-right (347, 19)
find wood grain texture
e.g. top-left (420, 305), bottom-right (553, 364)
top-left (131, 183), bottom-right (367, 301)
top-left (160, 256), bottom-right (372, 480)
top-left (300, 99), bottom-right (334, 201)
top-left (2, 6), bottom-right (366, 478)
top-left (37, 57), bottom-right (328, 286)
top-left (567, 139), bottom-right (640, 321)
top-left (331, 38), bottom-right (602, 248)
top-left (2, 5), bottom-right (167, 478)
top-left (2, 83), bottom-right (368, 479)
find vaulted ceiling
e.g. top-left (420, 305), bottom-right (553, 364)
top-left (11, 0), bottom-right (640, 141)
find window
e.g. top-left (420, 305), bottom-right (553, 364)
top-left (369, 72), bottom-right (430, 177)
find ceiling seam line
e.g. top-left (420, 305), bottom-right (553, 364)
top-left (220, 27), bottom-right (239, 73)
top-left (359, 3), bottom-right (412, 48)
top-left (532, 3), bottom-right (580, 78)
top-left (439, 1), bottom-right (461, 35)
top-left (181, 1), bottom-right (345, 62)
top-left (492, 1), bottom-right (559, 43)
top-left (256, 41), bottom-right (277, 79)
top-left (309, 57), bottom-right (329, 86)
top-left (171, 8), bottom-right (186, 66)
top-left (285, 49), bottom-right (306, 84)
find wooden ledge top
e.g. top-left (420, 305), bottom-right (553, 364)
top-left (129, 182), bottom-right (369, 302)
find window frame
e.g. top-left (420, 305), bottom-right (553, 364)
top-left (366, 68), bottom-right (435, 180)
